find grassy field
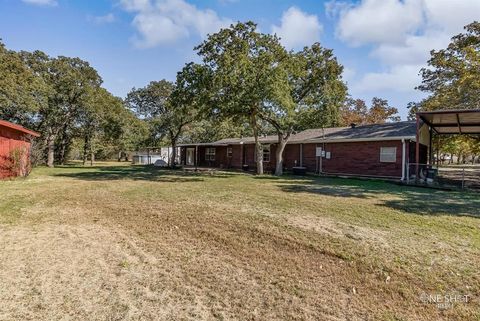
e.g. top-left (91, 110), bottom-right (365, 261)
top-left (0, 162), bottom-right (478, 321)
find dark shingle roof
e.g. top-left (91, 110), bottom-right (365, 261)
top-left (315, 121), bottom-right (416, 141)
top-left (180, 121), bottom-right (416, 146)
top-left (289, 127), bottom-right (348, 142)
top-left (214, 127), bottom-right (348, 145)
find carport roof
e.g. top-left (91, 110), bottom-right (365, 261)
top-left (417, 109), bottom-right (480, 134)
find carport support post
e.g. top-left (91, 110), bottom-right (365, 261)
top-left (429, 126), bottom-right (433, 166)
top-left (195, 145), bottom-right (198, 171)
top-left (415, 114), bottom-right (420, 181)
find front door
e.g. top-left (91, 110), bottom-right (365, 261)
top-left (186, 148), bottom-right (195, 166)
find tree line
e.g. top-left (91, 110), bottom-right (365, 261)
top-left (0, 44), bottom-right (147, 167)
top-left (1, 20), bottom-right (478, 173)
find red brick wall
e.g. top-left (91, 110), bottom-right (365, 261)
top-left (408, 141), bottom-right (427, 164)
top-left (283, 144), bottom-right (301, 169)
top-left (0, 126), bottom-right (33, 179)
top-left (302, 143), bottom-right (319, 172)
top-left (180, 140), bottom-right (428, 179)
top-left (240, 144), bottom-right (276, 172)
top-left (302, 141), bottom-right (405, 178)
top-left (180, 146), bottom-right (238, 169)
top-left (229, 145), bottom-right (242, 168)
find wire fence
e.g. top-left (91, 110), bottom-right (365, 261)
top-left (407, 163), bottom-right (480, 190)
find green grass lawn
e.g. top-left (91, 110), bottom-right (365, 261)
top-left (0, 162), bottom-right (478, 320)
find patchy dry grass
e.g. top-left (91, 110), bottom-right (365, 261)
top-left (0, 162), bottom-right (479, 321)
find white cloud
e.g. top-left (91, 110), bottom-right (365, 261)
top-left (353, 65), bottom-right (423, 93)
top-left (271, 7), bottom-right (322, 49)
top-left (370, 30), bottom-right (450, 66)
top-left (342, 66), bottom-right (356, 85)
top-left (324, 0), bottom-right (351, 20)
top-left (21, 0), bottom-right (57, 6)
top-left (423, 0), bottom-right (480, 33)
top-left (88, 13), bottom-right (116, 25)
top-left (120, 0), bottom-right (232, 48)
top-left (336, 0), bottom-right (424, 46)
top-left (330, 0), bottom-right (480, 95)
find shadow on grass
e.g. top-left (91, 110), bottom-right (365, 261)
top-left (270, 175), bottom-right (480, 218)
top-left (54, 165), bottom-right (237, 182)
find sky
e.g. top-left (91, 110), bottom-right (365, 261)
top-left (1, 0), bottom-right (479, 119)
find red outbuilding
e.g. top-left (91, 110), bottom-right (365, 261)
top-left (0, 120), bottom-right (40, 179)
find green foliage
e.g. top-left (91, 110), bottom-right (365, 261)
top-left (367, 97), bottom-right (401, 123)
top-left (195, 21), bottom-right (293, 174)
top-left (340, 97), bottom-right (400, 125)
top-left (194, 22), bottom-right (347, 175)
top-left (78, 87), bottom-right (146, 163)
top-left (438, 135), bottom-right (480, 164)
top-left (416, 21), bottom-right (480, 164)
top-left (126, 63), bottom-right (205, 165)
top-left (289, 43), bottom-right (347, 130)
top-left (418, 21), bottom-right (480, 111)
top-left (195, 21), bottom-right (292, 121)
top-left (1, 42), bottom-right (145, 166)
top-left (181, 118), bottom-right (251, 144)
top-left (0, 41), bottom-right (48, 126)
top-left (406, 102), bottom-right (419, 121)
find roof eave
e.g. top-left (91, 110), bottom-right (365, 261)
top-left (177, 143), bottom-right (229, 147)
top-left (0, 120), bottom-right (40, 137)
top-left (307, 136), bottom-right (416, 143)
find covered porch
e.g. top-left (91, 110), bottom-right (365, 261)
top-left (178, 142), bottom-right (232, 169)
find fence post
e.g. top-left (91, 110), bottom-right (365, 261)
top-left (462, 168), bottom-right (465, 189)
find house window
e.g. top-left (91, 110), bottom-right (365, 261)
top-left (227, 147), bottom-right (233, 158)
top-left (205, 147), bottom-right (216, 161)
top-left (380, 147), bottom-right (397, 163)
top-left (262, 145), bottom-right (270, 162)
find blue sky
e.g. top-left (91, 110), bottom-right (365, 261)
top-left (1, 0), bottom-right (479, 119)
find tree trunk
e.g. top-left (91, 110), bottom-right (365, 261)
top-left (251, 114), bottom-right (263, 175)
top-left (83, 135), bottom-right (89, 166)
top-left (171, 143), bottom-right (177, 168)
top-left (57, 134), bottom-right (69, 165)
top-left (90, 136), bottom-right (95, 166)
top-left (274, 134), bottom-right (289, 176)
top-left (169, 131), bottom-right (178, 168)
top-left (47, 134), bottom-right (55, 168)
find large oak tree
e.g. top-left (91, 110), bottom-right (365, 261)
top-left (195, 22), bottom-right (292, 174)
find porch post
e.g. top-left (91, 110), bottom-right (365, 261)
top-left (401, 139), bottom-right (406, 181)
top-left (428, 126), bottom-right (433, 166)
top-left (195, 145), bottom-right (198, 171)
top-left (240, 142), bottom-right (244, 166)
top-left (415, 114), bottom-right (420, 180)
top-left (437, 135), bottom-right (440, 166)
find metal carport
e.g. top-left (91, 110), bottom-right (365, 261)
top-left (415, 109), bottom-right (480, 185)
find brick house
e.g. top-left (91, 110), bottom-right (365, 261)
top-left (179, 121), bottom-right (429, 180)
top-left (0, 120), bottom-right (40, 179)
